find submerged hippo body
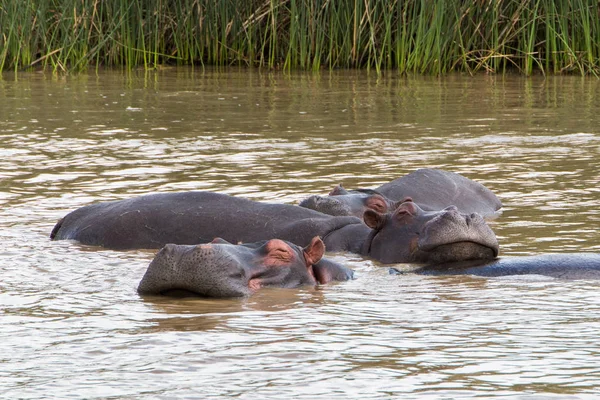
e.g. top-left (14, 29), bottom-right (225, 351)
top-left (299, 168), bottom-right (502, 219)
top-left (390, 254), bottom-right (600, 279)
top-left (138, 236), bottom-right (353, 298)
top-left (50, 191), bottom-right (499, 264)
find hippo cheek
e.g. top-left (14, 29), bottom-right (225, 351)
top-left (366, 230), bottom-right (416, 264)
top-left (247, 255), bottom-right (317, 291)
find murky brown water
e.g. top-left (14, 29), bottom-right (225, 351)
top-left (2, 68), bottom-right (600, 398)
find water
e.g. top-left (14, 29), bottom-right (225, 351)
top-left (1, 68), bottom-right (600, 399)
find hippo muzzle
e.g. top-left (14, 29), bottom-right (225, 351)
top-left (363, 201), bottom-right (499, 264)
top-left (138, 243), bottom-right (256, 298)
top-left (416, 207), bottom-right (499, 263)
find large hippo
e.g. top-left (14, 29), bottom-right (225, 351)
top-left (299, 168), bottom-right (502, 219)
top-left (138, 236), bottom-right (353, 298)
top-left (389, 254), bottom-right (600, 279)
top-left (50, 192), bottom-right (499, 264)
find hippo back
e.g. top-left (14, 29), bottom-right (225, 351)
top-left (51, 191), bottom-right (363, 250)
top-left (376, 169), bottom-right (502, 217)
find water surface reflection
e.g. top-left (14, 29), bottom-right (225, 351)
top-left (1, 69), bottom-right (600, 398)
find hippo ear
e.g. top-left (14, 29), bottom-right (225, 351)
top-left (393, 197), bottom-right (413, 210)
top-left (328, 184), bottom-right (348, 196)
top-left (210, 237), bottom-right (232, 244)
top-left (394, 200), bottom-right (419, 217)
top-left (365, 194), bottom-right (389, 213)
top-left (303, 236), bottom-right (325, 266)
top-left (363, 210), bottom-right (388, 231)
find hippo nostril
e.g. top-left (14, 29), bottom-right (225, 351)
top-left (469, 213), bottom-right (483, 223)
top-left (444, 205), bottom-right (459, 212)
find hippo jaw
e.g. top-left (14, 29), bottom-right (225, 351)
top-left (411, 241), bottom-right (498, 264)
top-left (415, 209), bottom-right (499, 263)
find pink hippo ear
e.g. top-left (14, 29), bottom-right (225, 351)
top-left (395, 200), bottom-right (418, 216)
top-left (264, 239), bottom-right (295, 266)
top-left (393, 197), bottom-right (413, 210)
top-left (302, 236), bottom-right (325, 267)
top-left (363, 210), bottom-right (388, 231)
top-left (365, 195), bottom-right (389, 213)
top-left (328, 184), bottom-right (348, 196)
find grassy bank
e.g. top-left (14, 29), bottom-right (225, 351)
top-left (1, 0), bottom-right (599, 75)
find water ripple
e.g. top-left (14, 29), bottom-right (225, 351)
top-left (2, 70), bottom-right (600, 398)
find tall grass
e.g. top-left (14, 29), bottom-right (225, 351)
top-left (1, 0), bottom-right (599, 75)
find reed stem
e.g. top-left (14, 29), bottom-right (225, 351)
top-left (1, 0), bottom-right (599, 74)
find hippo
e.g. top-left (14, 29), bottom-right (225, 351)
top-left (299, 186), bottom-right (404, 218)
top-left (299, 168), bottom-right (502, 219)
top-left (138, 236), bottom-right (354, 298)
top-left (389, 254), bottom-right (600, 279)
top-left (50, 191), bottom-right (499, 264)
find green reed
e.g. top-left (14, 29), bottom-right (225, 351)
top-left (1, 0), bottom-right (599, 74)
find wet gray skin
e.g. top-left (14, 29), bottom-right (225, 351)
top-left (362, 200), bottom-right (499, 264)
top-left (138, 236), bottom-right (344, 298)
top-left (298, 168), bottom-right (502, 219)
top-left (389, 253), bottom-right (600, 279)
top-left (298, 187), bottom-right (400, 218)
top-left (51, 191), bottom-right (499, 264)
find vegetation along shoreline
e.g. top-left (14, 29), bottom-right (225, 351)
top-left (1, 0), bottom-right (599, 75)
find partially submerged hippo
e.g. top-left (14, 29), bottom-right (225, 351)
top-left (390, 254), bottom-right (600, 279)
top-left (299, 168), bottom-right (502, 219)
top-left (299, 187), bottom-right (403, 218)
top-left (138, 236), bottom-right (354, 298)
top-left (50, 191), bottom-right (499, 264)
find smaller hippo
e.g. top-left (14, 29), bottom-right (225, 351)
top-left (298, 186), bottom-right (405, 218)
top-left (299, 168), bottom-right (502, 219)
top-left (389, 254), bottom-right (600, 280)
top-left (138, 236), bottom-right (354, 298)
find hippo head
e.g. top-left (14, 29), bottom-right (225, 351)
top-left (137, 236), bottom-right (348, 298)
top-left (298, 184), bottom-right (400, 218)
top-left (363, 200), bottom-right (499, 264)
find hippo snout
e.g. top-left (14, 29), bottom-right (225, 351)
top-left (138, 243), bottom-right (252, 298)
top-left (418, 209), bottom-right (499, 258)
